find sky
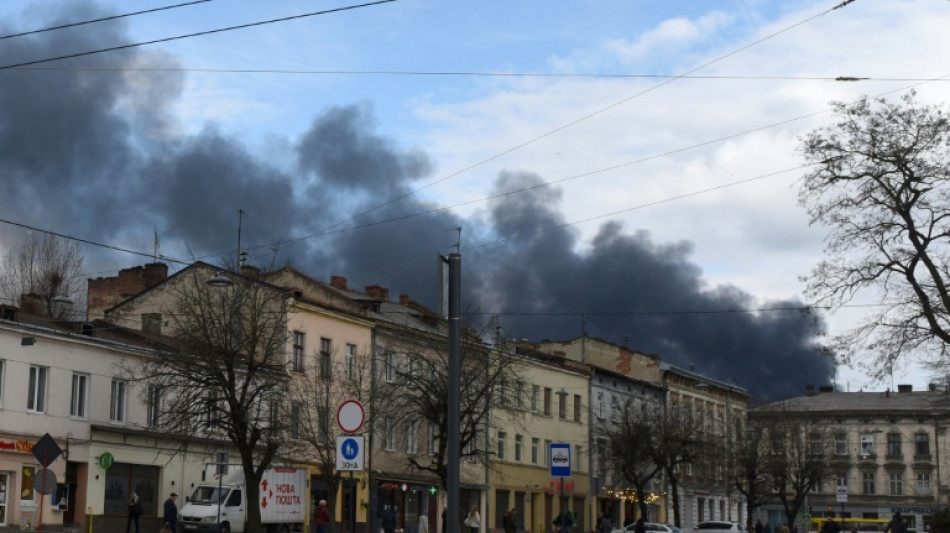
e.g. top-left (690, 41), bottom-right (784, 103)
top-left (0, 0), bottom-right (948, 401)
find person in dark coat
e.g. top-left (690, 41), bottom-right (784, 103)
top-left (885, 513), bottom-right (907, 533)
top-left (504, 509), bottom-right (518, 533)
top-left (822, 518), bottom-right (841, 533)
top-left (383, 507), bottom-right (398, 533)
top-left (163, 493), bottom-right (179, 533)
top-left (126, 492), bottom-right (143, 533)
top-left (634, 517), bottom-right (646, 533)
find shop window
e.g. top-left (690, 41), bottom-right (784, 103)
top-left (104, 463), bottom-right (160, 516)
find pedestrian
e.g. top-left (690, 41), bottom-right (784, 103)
top-left (442, 508), bottom-right (447, 533)
top-left (756, 520), bottom-right (764, 533)
top-left (420, 514), bottom-right (430, 533)
top-left (383, 506), bottom-right (398, 533)
top-left (764, 522), bottom-right (772, 533)
top-left (885, 513), bottom-right (907, 533)
top-left (822, 518), bottom-right (841, 533)
top-left (504, 509), bottom-right (518, 533)
top-left (597, 511), bottom-right (612, 533)
top-left (464, 505), bottom-right (481, 533)
top-left (314, 499), bottom-right (330, 533)
top-left (163, 492), bottom-right (178, 533)
top-left (634, 517), bottom-right (646, 533)
top-left (126, 492), bottom-right (143, 533)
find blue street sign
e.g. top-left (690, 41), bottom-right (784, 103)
top-left (550, 443), bottom-right (571, 477)
top-left (341, 438), bottom-right (359, 460)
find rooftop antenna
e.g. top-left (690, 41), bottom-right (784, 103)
top-left (237, 208), bottom-right (246, 268)
top-left (152, 228), bottom-right (161, 262)
top-left (453, 226), bottom-right (462, 254)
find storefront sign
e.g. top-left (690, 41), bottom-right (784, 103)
top-left (0, 439), bottom-right (34, 453)
top-left (98, 452), bottom-right (114, 470)
top-left (545, 479), bottom-right (575, 495)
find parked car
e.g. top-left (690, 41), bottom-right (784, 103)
top-left (695, 522), bottom-right (745, 533)
top-left (613, 522), bottom-right (677, 533)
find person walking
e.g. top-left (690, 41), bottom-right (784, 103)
top-left (126, 492), bottom-right (143, 533)
top-left (314, 499), bottom-right (331, 533)
top-left (464, 505), bottom-right (481, 533)
top-left (885, 513), bottom-right (907, 533)
top-left (822, 518), bottom-right (841, 533)
top-left (756, 520), bottom-right (764, 533)
top-left (383, 507), bottom-right (398, 533)
top-left (163, 492), bottom-right (178, 533)
top-left (597, 511), bottom-right (612, 533)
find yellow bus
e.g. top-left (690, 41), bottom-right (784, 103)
top-left (808, 518), bottom-right (891, 533)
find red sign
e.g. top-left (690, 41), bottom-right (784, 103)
top-left (0, 439), bottom-right (34, 453)
top-left (545, 479), bottom-right (575, 495)
top-left (337, 400), bottom-right (365, 434)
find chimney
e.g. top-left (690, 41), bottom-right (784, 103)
top-left (400, 294), bottom-right (410, 305)
top-left (929, 383), bottom-right (938, 392)
top-left (365, 285), bottom-right (389, 300)
top-left (19, 293), bottom-right (43, 315)
top-left (142, 313), bottom-right (162, 335)
top-left (818, 385), bottom-right (834, 394)
top-left (143, 263), bottom-right (169, 285)
top-left (241, 265), bottom-right (261, 278)
top-left (805, 385), bottom-right (815, 396)
top-left (897, 384), bottom-right (913, 393)
top-left (331, 276), bottom-right (348, 289)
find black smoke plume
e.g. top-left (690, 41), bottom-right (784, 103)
top-left (0, 2), bottom-right (831, 401)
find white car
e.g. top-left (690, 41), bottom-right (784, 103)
top-left (613, 522), bottom-right (677, 533)
top-left (695, 522), bottom-right (745, 533)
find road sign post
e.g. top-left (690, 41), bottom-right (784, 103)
top-left (550, 443), bottom-right (571, 528)
top-left (32, 433), bottom-right (62, 533)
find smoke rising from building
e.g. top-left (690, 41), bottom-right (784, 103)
top-left (0, 2), bottom-right (832, 401)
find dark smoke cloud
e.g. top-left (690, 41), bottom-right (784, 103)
top-left (0, 2), bottom-right (831, 401)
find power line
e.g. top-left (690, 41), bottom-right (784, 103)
top-left (0, 0), bottom-right (397, 71)
top-left (274, 0), bottom-right (862, 254)
top-left (7, 66), bottom-right (932, 83)
top-left (0, 0), bottom-right (214, 41)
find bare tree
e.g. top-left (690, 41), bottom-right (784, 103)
top-left (294, 342), bottom-right (375, 533)
top-left (653, 401), bottom-right (709, 527)
top-left (132, 269), bottom-right (291, 533)
top-left (758, 416), bottom-right (831, 531)
top-left (728, 420), bottom-right (773, 532)
top-left (596, 398), bottom-right (663, 520)
top-left (376, 336), bottom-right (524, 489)
top-left (798, 92), bottom-right (950, 375)
top-left (0, 234), bottom-right (83, 317)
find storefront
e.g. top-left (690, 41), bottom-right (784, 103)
top-left (0, 434), bottom-right (67, 530)
top-left (374, 479), bottom-right (440, 533)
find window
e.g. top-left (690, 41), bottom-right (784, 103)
top-left (576, 445), bottom-right (583, 472)
top-left (146, 385), bottom-right (163, 427)
top-left (385, 352), bottom-right (396, 383)
top-left (596, 438), bottom-right (607, 475)
top-left (515, 381), bottom-right (524, 410)
top-left (558, 392), bottom-right (567, 419)
top-left (498, 377), bottom-right (508, 406)
top-left (292, 331), bottom-right (305, 372)
top-left (110, 379), bottom-right (127, 423)
top-left (407, 420), bottom-right (419, 454)
top-left (544, 439), bottom-right (552, 466)
top-left (809, 433), bottom-right (823, 455)
top-left (497, 431), bottom-right (506, 460)
top-left (543, 387), bottom-right (552, 415)
top-left (836, 475), bottom-right (848, 490)
top-left (0, 360), bottom-right (4, 407)
top-left (889, 472), bottom-right (903, 495)
top-left (384, 419), bottom-right (395, 451)
top-left (611, 396), bottom-right (620, 423)
top-left (70, 373), bottom-right (89, 418)
top-left (862, 471), bottom-right (875, 494)
top-left (835, 434), bottom-right (848, 455)
top-left (916, 433), bottom-right (930, 455)
top-left (27, 365), bottom-right (47, 412)
top-left (515, 435), bottom-right (523, 461)
top-left (317, 408), bottom-right (329, 444)
top-left (860, 434), bottom-right (874, 456)
top-left (428, 423), bottom-right (439, 455)
top-left (531, 438), bottom-right (540, 464)
top-left (290, 403), bottom-right (300, 439)
top-left (345, 344), bottom-right (356, 381)
top-left (887, 433), bottom-right (902, 456)
top-left (319, 338), bottom-right (332, 377)
top-left (531, 385), bottom-right (539, 412)
top-left (573, 394), bottom-right (582, 422)
top-left (917, 472), bottom-right (931, 495)
top-left (597, 392), bottom-right (605, 419)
